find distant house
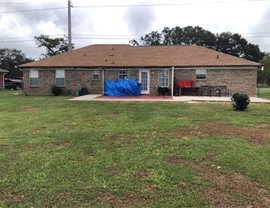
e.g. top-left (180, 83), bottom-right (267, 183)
top-left (0, 69), bottom-right (9, 89)
top-left (19, 44), bottom-right (262, 96)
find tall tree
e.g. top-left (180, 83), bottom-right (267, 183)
top-left (131, 26), bottom-right (264, 62)
top-left (0, 48), bottom-right (33, 78)
top-left (215, 32), bottom-right (264, 62)
top-left (140, 31), bottom-right (162, 46)
top-left (34, 35), bottom-right (74, 58)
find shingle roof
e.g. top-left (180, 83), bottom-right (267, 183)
top-left (19, 44), bottom-right (261, 68)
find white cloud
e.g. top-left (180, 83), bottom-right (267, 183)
top-left (0, 0), bottom-right (269, 59)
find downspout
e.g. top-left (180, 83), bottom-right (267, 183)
top-left (257, 65), bottom-right (264, 97)
top-left (2, 73), bottom-right (6, 89)
top-left (102, 68), bottom-right (105, 95)
top-left (171, 67), bottom-right (174, 97)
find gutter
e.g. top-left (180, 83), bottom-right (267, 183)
top-left (2, 73), bottom-right (5, 89)
top-left (19, 64), bottom-right (262, 70)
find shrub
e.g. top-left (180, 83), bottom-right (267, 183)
top-left (157, 87), bottom-right (170, 96)
top-left (51, 85), bottom-right (62, 96)
top-left (231, 93), bottom-right (250, 111)
top-left (79, 87), bottom-right (89, 96)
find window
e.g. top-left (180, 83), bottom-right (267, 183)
top-left (158, 69), bottom-right (169, 87)
top-left (29, 69), bottom-right (38, 86)
top-left (196, 69), bottom-right (207, 80)
top-left (55, 70), bottom-right (65, 87)
top-left (92, 70), bottom-right (100, 80)
top-left (119, 70), bottom-right (128, 79)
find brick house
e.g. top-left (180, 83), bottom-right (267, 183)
top-left (19, 44), bottom-right (262, 96)
top-left (0, 69), bottom-right (9, 89)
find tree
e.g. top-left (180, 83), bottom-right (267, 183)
top-left (34, 35), bottom-right (74, 58)
top-left (215, 32), bottom-right (264, 62)
top-left (131, 26), bottom-right (265, 62)
top-left (129, 39), bottom-right (139, 46)
top-left (0, 48), bottom-right (33, 78)
top-left (140, 31), bottom-right (162, 46)
top-left (258, 53), bottom-right (270, 85)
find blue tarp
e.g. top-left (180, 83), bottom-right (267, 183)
top-left (104, 78), bottom-right (141, 96)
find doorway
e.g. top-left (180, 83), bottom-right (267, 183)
top-left (139, 70), bottom-right (150, 94)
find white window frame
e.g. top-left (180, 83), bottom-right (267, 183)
top-left (55, 70), bottom-right (65, 87)
top-left (119, 70), bottom-right (129, 79)
top-left (196, 69), bottom-right (207, 80)
top-left (92, 70), bottom-right (100, 80)
top-left (158, 69), bottom-right (169, 87)
top-left (29, 69), bottom-right (39, 87)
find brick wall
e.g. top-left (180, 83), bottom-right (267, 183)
top-left (23, 69), bottom-right (140, 96)
top-left (104, 70), bottom-right (138, 80)
top-left (23, 69), bottom-right (103, 95)
top-left (174, 68), bottom-right (257, 96)
top-left (65, 70), bottom-right (103, 95)
top-left (23, 70), bottom-right (55, 95)
top-left (149, 70), bottom-right (172, 95)
top-left (23, 68), bottom-right (257, 96)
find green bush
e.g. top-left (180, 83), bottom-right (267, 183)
top-left (157, 87), bottom-right (171, 96)
top-left (51, 85), bottom-right (62, 96)
top-left (231, 93), bottom-right (250, 111)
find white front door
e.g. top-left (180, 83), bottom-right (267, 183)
top-left (139, 70), bottom-right (150, 94)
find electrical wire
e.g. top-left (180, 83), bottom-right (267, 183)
top-left (0, 7), bottom-right (66, 15)
top-left (0, 0), bottom-right (269, 14)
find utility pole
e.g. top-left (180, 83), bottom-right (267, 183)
top-left (68, 0), bottom-right (72, 51)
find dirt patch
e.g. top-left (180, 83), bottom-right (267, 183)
top-left (142, 185), bottom-right (155, 192)
top-left (2, 192), bottom-right (26, 203)
top-left (200, 166), bottom-right (270, 208)
top-left (105, 134), bottom-right (119, 141)
top-left (171, 121), bottom-right (270, 146)
top-left (106, 167), bottom-right (124, 176)
top-left (202, 187), bottom-right (235, 207)
top-left (23, 106), bottom-right (39, 112)
top-left (133, 169), bottom-right (153, 178)
top-left (164, 156), bottom-right (187, 164)
top-left (95, 192), bottom-right (145, 208)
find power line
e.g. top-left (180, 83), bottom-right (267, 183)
top-left (0, 7), bottom-right (66, 15)
top-left (0, 0), bottom-right (269, 14)
top-left (0, 33), bottom-right (270, 43)
top-left (73, 0), bottom-right (270, 8)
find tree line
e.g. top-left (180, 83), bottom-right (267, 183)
top-left (130, 26), bottom-right (264, 62)
top-left (0, 26), bottom-right (269, 85)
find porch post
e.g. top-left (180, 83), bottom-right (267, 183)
top-left (171, 67), bottom-right (174, 97)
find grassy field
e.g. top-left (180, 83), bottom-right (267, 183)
top-left (257, 87), bottom-right (270, 99)
top-left (0, 90), bottom-right (270, 207)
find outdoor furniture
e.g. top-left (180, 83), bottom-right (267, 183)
top-left (200, 85), bottom-right (229, 97)
top-left (176, 80), bottom-right (196, 96)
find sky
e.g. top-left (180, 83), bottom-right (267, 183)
top-left (0, 0), bottom-right (270, 60)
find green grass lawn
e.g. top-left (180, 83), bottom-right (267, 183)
top-left (257, 87), bottom-right (270, 99)
top-left (1, 90), bottom-right (270, 207)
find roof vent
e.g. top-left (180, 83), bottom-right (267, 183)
top-left (111, 61), bottom-right (115, 64)
top-left (105, 59), bottom-right (107, 62)
top-left (109, 54), bottom-right (114, 56)
top-left (216, 55), bottom-right (219, 59)
top-left (112, 47), bottom-right (114, 50)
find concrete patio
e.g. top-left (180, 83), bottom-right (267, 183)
top-left (70, 94), bottom-right (270, 103)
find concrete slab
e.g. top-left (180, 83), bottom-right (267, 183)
top-left (70, 94), bottom-right (270, 103)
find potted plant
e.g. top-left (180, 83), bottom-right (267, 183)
top-left (157, 86), bottom-right (170, 96)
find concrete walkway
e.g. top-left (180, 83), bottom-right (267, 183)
top-left (70, 94), bottom-right (270, 103)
